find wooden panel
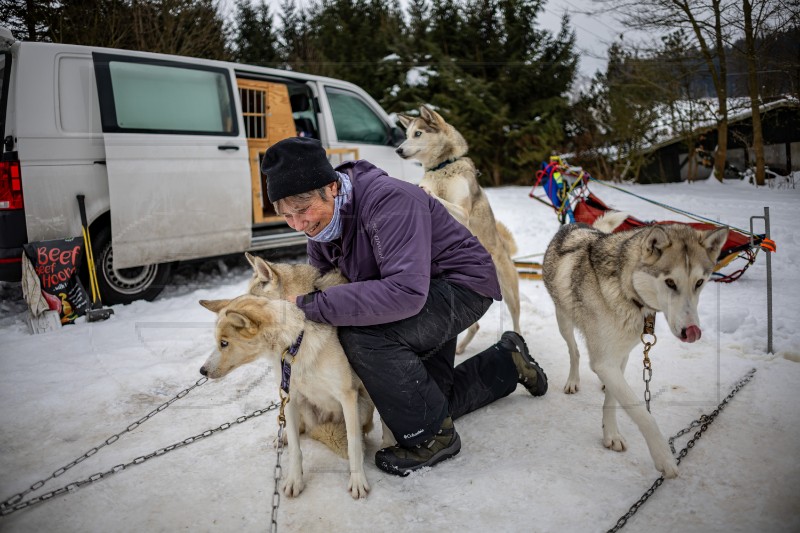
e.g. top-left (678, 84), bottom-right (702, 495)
top-left (236, 79), bottom-right (296, 224)
top-left (266, 85), bottom-right (296, 145)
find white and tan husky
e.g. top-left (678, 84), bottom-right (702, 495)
top-left (199, 289), bottom-right (373, 499)
top-left (542, 212), bottom-right (728, 478)
top-left (396, 105), bottom-right (520, 354)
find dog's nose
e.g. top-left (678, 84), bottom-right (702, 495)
top-left (200, 366), bottom-right (208, 376)
top-left (395, 147), bottom-right (403, 155)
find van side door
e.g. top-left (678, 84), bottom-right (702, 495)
top-left (92, 52), bottom-right (251, 269)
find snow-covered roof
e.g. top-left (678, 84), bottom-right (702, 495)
top-left (643, 97), bottom-right (799, 154)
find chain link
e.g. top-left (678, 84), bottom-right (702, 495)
top-left (607, 368), bottom-right (757, 533)
top-left (270, 387), bottom-right (292, 532)
top-left (271, 421), bottom-right (285, 533)
top-left (0, 376), bottom-right (209, 513)
top-left (0, 400), bottom-right (279, 517)
top-left (641, 314), bottom-right (657, 413)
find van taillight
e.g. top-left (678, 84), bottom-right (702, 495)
top-left (0, 160), bottom-right (23, 210)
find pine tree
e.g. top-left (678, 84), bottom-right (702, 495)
top-left (230, 0), bottom-right (281, 66)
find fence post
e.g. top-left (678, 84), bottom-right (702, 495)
top-left (750, 207), bottom-right (773, 353)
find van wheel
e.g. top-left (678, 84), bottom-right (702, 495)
top-left (91, 225), bottom-right (172, 305)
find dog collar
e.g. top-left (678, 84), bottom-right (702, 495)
top-left (429, 158), bottom-right (457, 171)
top-left (631, 299), bottom-right (656, 336)
top-left (280, 331), bottom-right (304, 394)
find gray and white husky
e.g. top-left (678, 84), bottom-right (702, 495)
top-left (542, 212), bottom-right (728, 478)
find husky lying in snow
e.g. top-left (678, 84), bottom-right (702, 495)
top-left (396, 105), bottom-right (521, 354)
top-left (542, 212), bottom-right (728, 478)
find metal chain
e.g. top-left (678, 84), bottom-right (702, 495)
top-left (271, 421), bottom-right (285, 533)
top-left (0, 400), bottom-right (279, 517)
top-left (607, 367), bottom-right (757, 533)
top-left (270, 388), bottom-right (291, 533)
top-left (641, 314), bottom-right (657, 413)
top-left (0, 376), bottom-right (209, 513)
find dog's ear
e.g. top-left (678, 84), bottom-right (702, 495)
top-left (702, 226), bottom-right (729, 262)
top-left (226, 311), bottom-right (253, 330)
top-left (245, 252), bottom-right (257, 268)
top-left (396, 114), bottom-right (414, 129)
top-left (642, 226), bottom-right (671, 261)
top-left (419, 105), bottom-right (446, 131)
top-left (200, 299), bottom-right (231, 313)
top-left (252, 256), bottom-right (277, 283)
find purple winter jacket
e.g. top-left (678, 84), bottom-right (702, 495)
top-left (296, 160), bottom-right (501, 327)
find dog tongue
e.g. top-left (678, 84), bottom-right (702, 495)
top-left (682, 325), bottom-right (702, 343)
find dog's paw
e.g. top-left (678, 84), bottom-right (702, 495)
top-left (282, 474), bottom-right (305, 497)
top-left (563, 380), bottom-right (580, 394)
top-left (655, 453), bottom-right (679, 479)
top-left (603, 433), bottom-right (627, 452)
top-left (348, 472), bottom-right (370, 499)
top-left (419, 184), bottom-right (435, 196)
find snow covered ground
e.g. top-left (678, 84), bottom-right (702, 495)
top-left (1, 177), bottom-right (798, 533)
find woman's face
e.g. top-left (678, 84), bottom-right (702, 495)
top-left (278, 181), bottom-right (338, 238)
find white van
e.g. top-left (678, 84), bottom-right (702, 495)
top-left (0, 27), bottom-right (421, 304)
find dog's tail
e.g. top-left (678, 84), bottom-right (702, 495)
top-left (592, 211), bottom-right (629, 234)
top-left (496, 221), bottom-right (518, 257)
top-left (309, 422), bottom-right (350, 459)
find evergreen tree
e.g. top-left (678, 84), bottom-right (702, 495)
top-left (0, 0), bottom-right (58, 41)
top-left (279, 0), bottom-right (324, 73)
top-left (280, 0), bottom-right (406, 102)
top-left (394, 0), bottom-right (577, 184)
top-left (568, 42), bottom-right (663, 181)
top-left (46, 0), bottom-right (132, 49)
top-left (230, 0), bottom-right (281, 66)
top-left (17, 0), bottom-right (229, 59)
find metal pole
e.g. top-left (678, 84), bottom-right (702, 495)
top-left (750, 207), bottom-right (774, 354)
top-left (764, 206), bottom-right (773, 354)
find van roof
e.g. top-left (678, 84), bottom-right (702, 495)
top-left (14, 39), bottom-right (366, 93)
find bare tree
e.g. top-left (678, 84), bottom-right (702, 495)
top-left (602, 0), bottom-right (734, 181)
top-left (728, 0), bottom-right (789, 185)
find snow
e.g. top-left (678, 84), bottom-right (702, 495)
top-left (1, 178), bottom-right (799, 532)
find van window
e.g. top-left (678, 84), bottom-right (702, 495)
top-left (325, 86), bottom-right (389, 145)
top-left (93, 53), bottom-right (237, 136)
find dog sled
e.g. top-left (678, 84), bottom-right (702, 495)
top-left (518, 156), bottom-right (776, 283)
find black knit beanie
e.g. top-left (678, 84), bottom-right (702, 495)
top-left (262, 137), bottom-right (337, 203)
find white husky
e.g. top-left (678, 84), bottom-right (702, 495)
top-left (542, 212), bottom-right (728, 478)
top-left (199, 294), bottom-right (373, 498)
top-left (396, 105), bottom-right (520, 353)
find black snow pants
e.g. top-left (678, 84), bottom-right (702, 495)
top-left (338, 278), bottom-right (519, 447)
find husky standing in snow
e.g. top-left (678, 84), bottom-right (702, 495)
top-left (396, 105), bottom-right (521, 354)
top-left (542, 212), bottom-right (728, 478)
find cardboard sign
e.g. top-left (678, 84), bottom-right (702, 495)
top-left (23, 238), bottom-right (90, 324)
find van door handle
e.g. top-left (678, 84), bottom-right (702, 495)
top-left (218, 145), bottom-right (240, 151)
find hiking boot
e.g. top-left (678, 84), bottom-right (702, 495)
top-left (375, 417), bottom-right (461, 476)
top-left (499, 331), bottom-right (548, 397)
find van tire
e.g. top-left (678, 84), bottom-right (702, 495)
top-left (91, 225), bottom-right (172, 305)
